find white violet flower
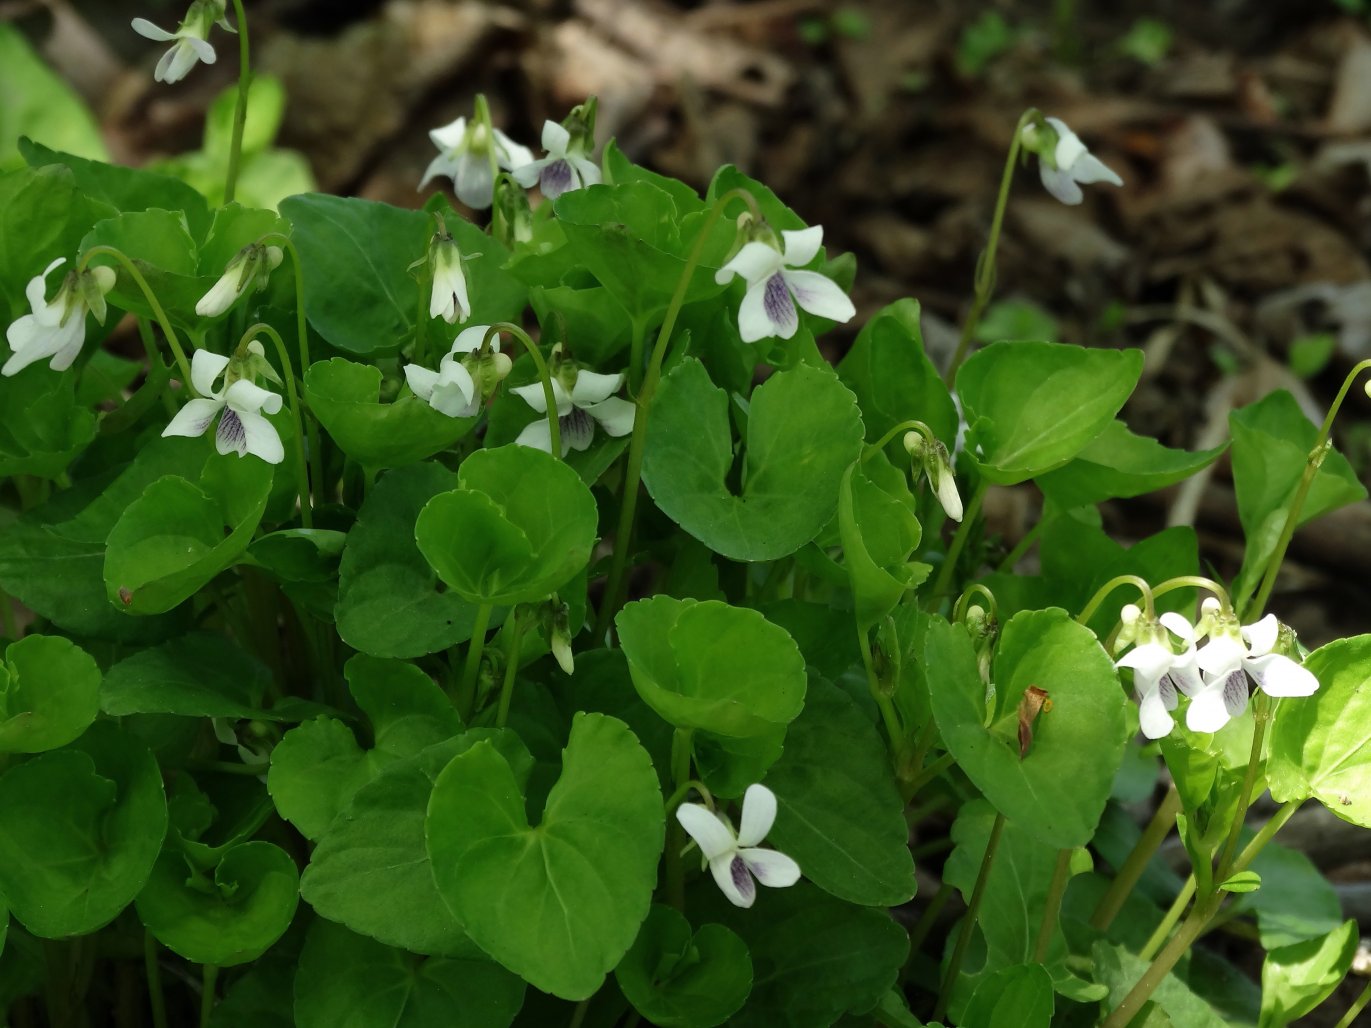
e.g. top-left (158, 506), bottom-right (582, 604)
top-left (1114, 606), bottom-right (1202, 740)
top-left (676, 785), bottom-right (800, 908)
top-left (904, 431), bottom-right (963, 522)
top-left (4, 258), bottom-right (116, 377)
top-left (420, 116), bottom-right (534, 209)
top-left (511, 364), bottom-right (634, 456)
top-left (511, 120), bottom-right (601, 200)
top-left (162, 344), bottom-right (284, 464)
top-left (1186, 611), bottom-right (1319, 734)
top-left (1022, 116), bottom-right (1124, 206)
top-left (196, 243), bottom-right (283, 318)
top-left (404, 325), bottom-right (510, 419)
top-left (427, 232), bottom-right (470, 325)
top-left (131, 0), bottom-right (233, 85)
top-left (714, 225), bottom-right (856, 343)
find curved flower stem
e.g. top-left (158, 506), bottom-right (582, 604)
top-left (494, 607), bottom-right (525, 728)
top-left (1075, 574), bottom-right (1154, 627)
top-left (1335, 980), bottom-right (1371, 1028)
top-left (997, 517), bottom-right (1046, 573)
top-left (934, 810), bottom-right (1006, 1022)
top-left (487, 323), bottom-right (560, 458)
top-left (594, 188), bottom-right (761, 642)
top-left (926, 480), bottom-right (987, 609)
top-left (665, 727), bottom-right (694, 911)
top-left (1238, 357), bottom-right (1371, 621)
top-left (457, 603), bottom-right (493, 719)
top-left (662, 778), bottom-right (713, 816)
top-left (79, 246), bottom-right (193, 388)
top-left (242, 323), bottom-right (313, 528)
top-left (1091, 785), bottom-right (1182, 932)
top-left (258, 233), bottom-right (326, 506)
top-left (1151, 575), bottom-right (1230, 608)
top-left (1034, 848), bottom-right (1074, 963)
top-left (223, 0), bottom-right (252, 205)
top-left (943, 107), bottom-right (1039, 385)
top-left (862, 419), bottom-right (937, 461)
top-left (953, 582), bottom-right (998, 624)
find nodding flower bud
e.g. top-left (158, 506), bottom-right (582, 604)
top-left (901, 431), bottom-right (926, 460)
top-left (426, 230), bottom-right (470, 325)
top-left (1114, 603), bottom-right (1143, 653)
top-left (925, 440), bottom-right (963, 523)
top-left (492, 173), bottom-right (534, 248)
top-left (196, 243), bottom-right (283, 318)
top-left (535, 597), bottom-right (575, 675)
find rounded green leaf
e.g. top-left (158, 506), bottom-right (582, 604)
top-left (104, 454), bottom-right (273, 615)
top-left (102, 632), bottom-right (273, 719)
top-left (955, 340), bottom-right (1143, 485)
top-left (426, 713), bottom-right (664, 1000)
top-left (615, 595), bottom-right (806, 738)
top-left (837, 456), bottom-right (926, 630)
top-left (1260, 920), bottom-right (1358, 1028)
top-left (415, 445), bottom-right (597, 606)
top-left (962, 964), bottom-right (1054, 1028)
top-left (135, 841), bottom-right (299, 966)
top-left (0, 634), bottom-right (100, 753)
top-left (0, 365), bottom-right (96, 479)
top-left (926, 608), bottom-right (1127, 848)
top-left (764, 678), bottom-right (916, 906)
top-left (0, 721), bottom-right (167, 937)
top-left (641, 359), bottom-right (865, 561)
top-left (1036, 420), bottom-right (1227, 509)
top-left (616, 905), bottom-right (752, 1028)
top-left (305, 358), bottom-right (476, 471)
top-left (294, 919), bottom-right (526, 1028)
top-left (1268, 634), bottom-right (1371, 826)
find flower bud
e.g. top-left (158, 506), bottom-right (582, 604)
top-left (427, 231), bottom-right (470, 325)
top-left (196, 243), bottom-right (283, 318)
top-left (492, 173), bottom-right (534, 247)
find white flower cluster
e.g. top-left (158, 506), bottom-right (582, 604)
top-left (1114, 599), bottom-right (1318, 739)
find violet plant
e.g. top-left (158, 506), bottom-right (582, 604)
top-left (1, 7), bottom-right (1370, 1027)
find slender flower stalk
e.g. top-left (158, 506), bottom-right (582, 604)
top-left (224, 0), bottom-right (251, 204)
top-left (79, 246), bottom-right (194, 387)
top-left (245, 323), bottom-right (314, 526)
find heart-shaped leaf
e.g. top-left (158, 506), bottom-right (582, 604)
top-left (0, 634), bottom-right (101, 753)
top-left (0, 364), bottom-right (96, 479)
top-left (615, 904), bottom-right (752, 1028)
top-left (837, 455), bottom-right (926, 630)
top-left (1036, 419), bottom-right (1228, 509)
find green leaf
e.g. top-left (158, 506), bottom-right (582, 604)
top-left (1229, 390), bottom-right (1367, 600)
top-left (268, 654), bottom-right (460, 839)
top-left (615, 905), bottom-right (752, 1028)
top-left (1259, 920), bottom-right (1358, 1028)
top-left (1238, 838), bottom-right (1343, 950)
top-left (1268, 634), bottom-right (1371, 826)
top-left (102, 632), bottom-right (283, 720)
top-left (962, 964), bottom-right (1055, 1028)
top-left (926, 609), bottom-right (1128, 848)
top-left (279, 193), bottom-right (430, 356)
top-left (642, 359), bottom-right (865, 561)
top-left (22, 139), bottom-right (210, 241)
top-left (415, 445), bottom-right (598, 606)
top-left (335, 462), bottom-right (489, 658)
top-left (305, 358), bottom-right (477, 471)
top-left (764, 678), bottom-right (916, 906)
top-left (705, 881), bottom-right (908, 1028)
top-left (0, 28), bottom-right (107, 170)
top-left (104, 453), bottom-right (273, 615)
top-left (1036, 420), bottom-right (1227, 509)
top-left (616, 595), bottom-right (806, 738)
top-left (0, 357), bottom-right (96, 478)
top-left (0, 635), bottom-right (101, 753)
top-left (956, 340), bottom-right (1143, 484)
top-left (294, 919), bottom-right (526, 1028)
top-left (210, 955), bottom-right (295, 1028)
top-left (838, 456), bottom-right (925, 630)
top-left (135, 841), bottom-right (299, 966)
top-left (1092, 940), bottom-right (1230, 1028)
top-left (426, 713), bottom-right (664, 1000)
top-left (1219, 870), bottom-right (1261, 893)
top-left (0, 722), bottom-right (167, 937)
top-left (302, 730), bottom-right (532, 957)
top-left (975, 300), bottom-right (1058, 343)
top-left (81, 208), bottom-right (206, 323)
top-left (837, 299), bottom-right (958, 452)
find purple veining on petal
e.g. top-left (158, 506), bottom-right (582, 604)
top-left (762, 273), bottom-right (797, 334)
top-left (217, 408), bottom-right (246, 456)
top-left (1221, 669), bottom-right (1250, 717)
top-left (1158, 674), bottom-right (1178, 707)
top-left (730, 856), bottom-right (755, 906)
top-left (560, 406), bottom-right (596, 451)
top-left (540, 160), bottom-right (574, 199)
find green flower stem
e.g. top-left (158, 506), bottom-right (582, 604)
top-left (1334, 978), bottom-right (1371, 1028)
top-left (627, 312), bottom-right (650, 394)
top-left (1075, 574), bottom-right (1154, 626)
top-left (79, 246), bottom-right (193, 388)
top-left (457, 603), bottom-right (494, 718)
top-left (595, 188), bottom-right (762, 643)
top-left (1090, 785), bottom-right (1182, 931)
top-left (934, 810), bottom-right (1006, 1022)
top-left (905, 880), bottom-right (954, 963)
top-left (199, 964), bottom-right (218, 1028)
top-left (926, 480), bottom-right (987, 609)
top-left (953, 582), bottom-right (997, 624)
top-left (1150, 575), bottom-right (1229, 606)
top-left (663, 778), bottom-right (713, 816)
top-left (260, 232), bottom-right (327, 507)
top-left (943, 107), bottom-right (1039, 385)
top-left (1138, 874), bottom-right (1195, 961)
top-left (996, 516), bottom-right (1046, 573)
top-left (414, 271), bottom-right (433, 366)
top-left (487, 323), bottom-right (561, 458)
top-left (473, 94), bottom-right (500, 188)
top-left (665, 727), bottom-right (694, 911)
top-left (856, 623), bottom-right (904, 756)
top-left (243, 323), bottom-right (313, 528)
top-left (903, 752), bottom-right (954, 798)
top-left (494, 608), bottom-right (525, 728)
top-left (567, 999), bottom-right (589, 1028)
top-left (1237, 357), bottom-right (1371, 620)
top-left (143, 933), bottom-right (167, 1028)
top-left (1213, 692), bottom-right (1272, 884)
top-left (861, 418), bottom-right (937, 461)
top-left (1034, 847), bottom-right (1074, 963)
top-left (223, 0), bottom-right (252, 205)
